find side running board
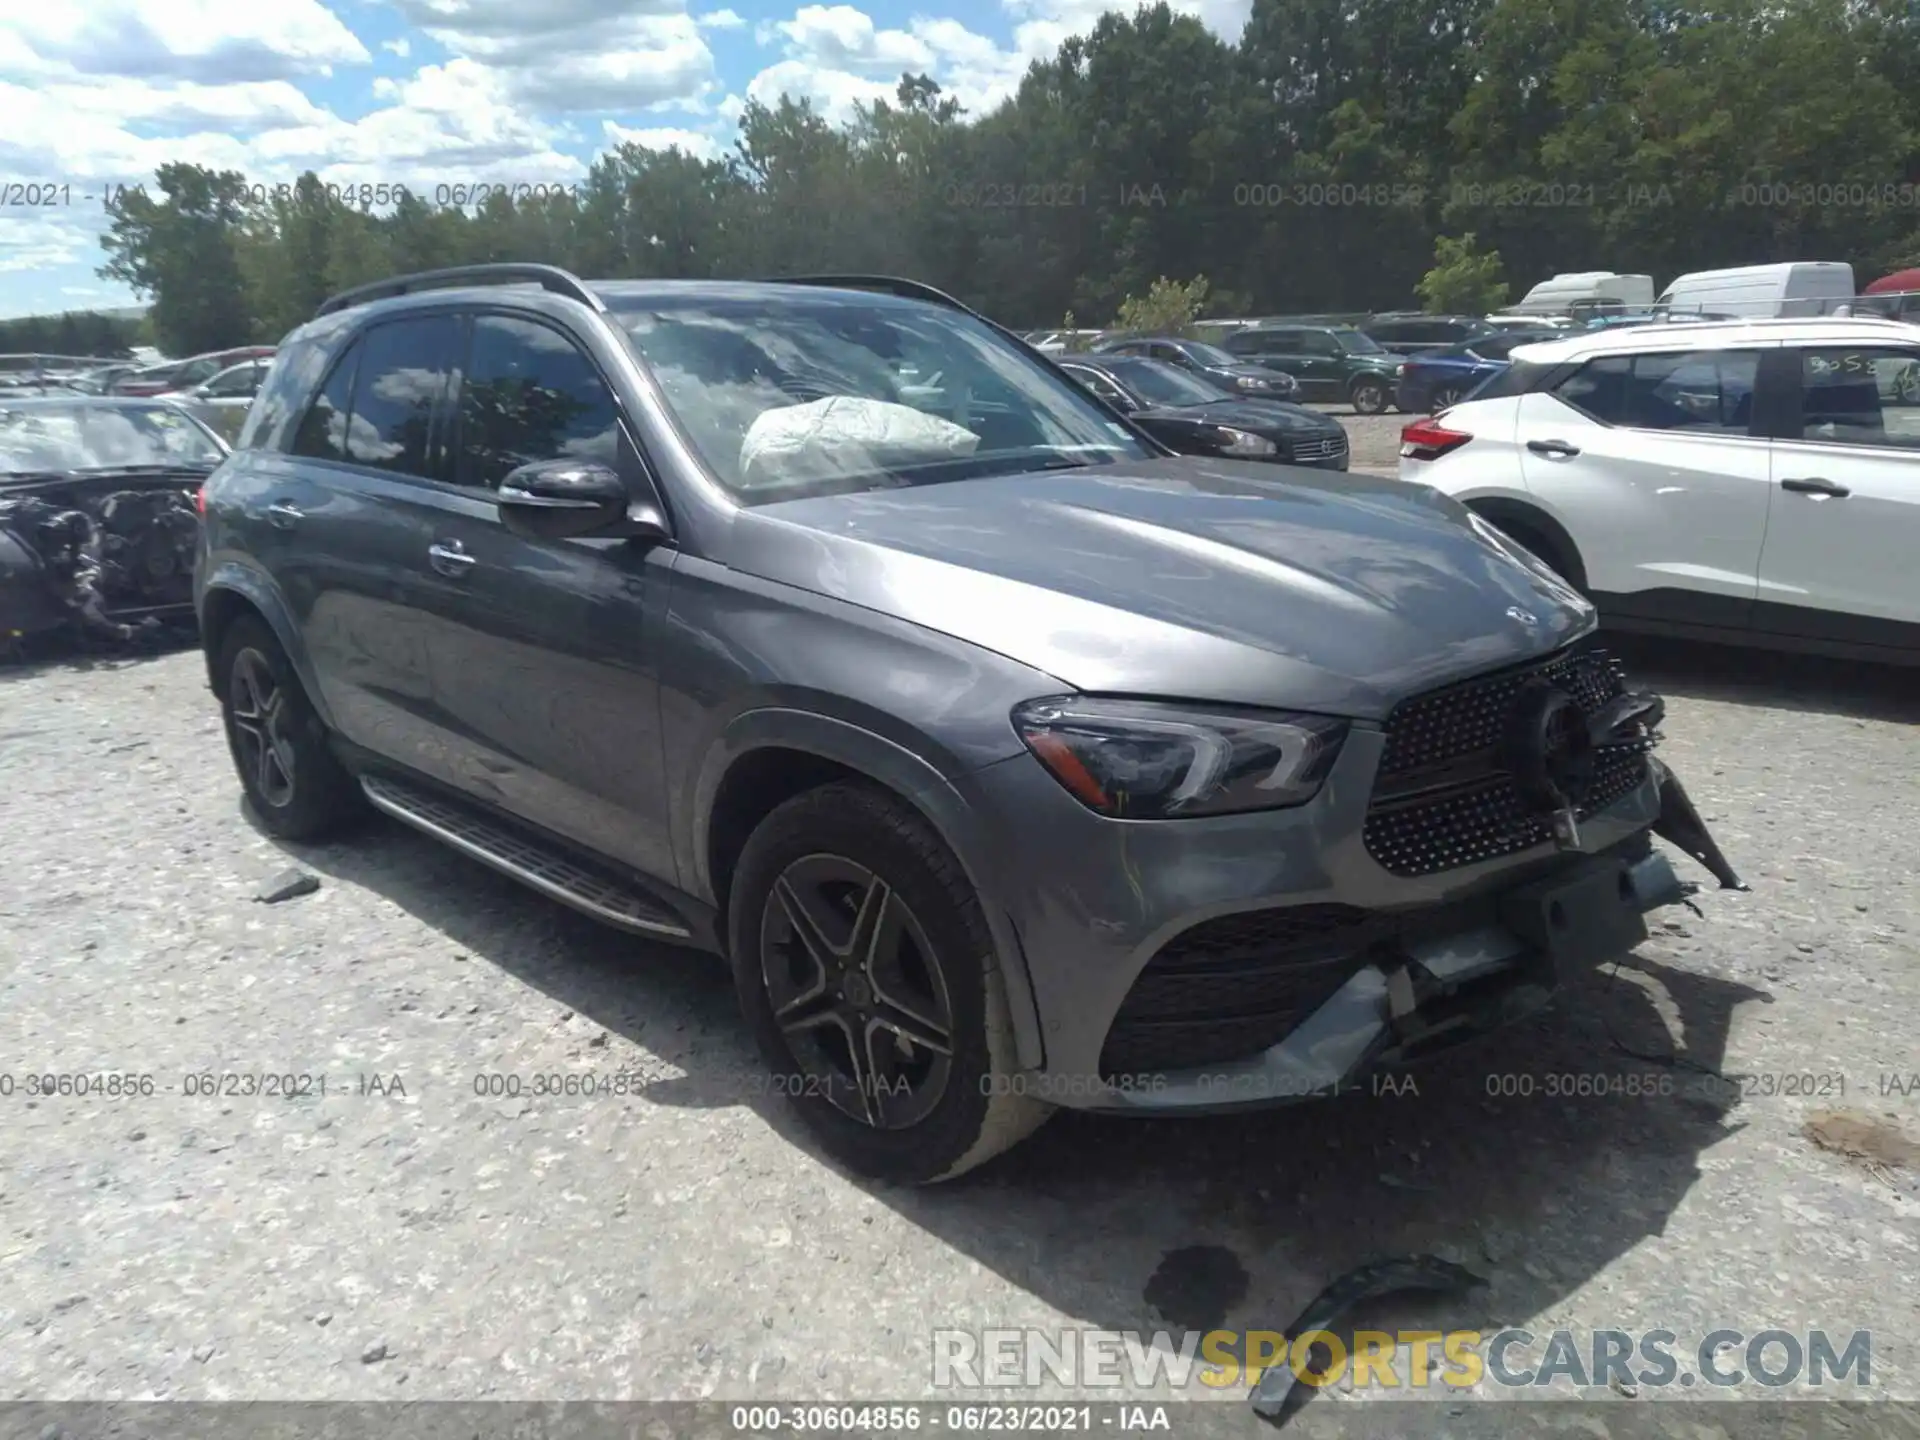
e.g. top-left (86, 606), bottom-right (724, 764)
top-left (360, 774), bottom-right (693, 939)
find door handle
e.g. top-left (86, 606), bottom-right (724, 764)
top-left (427, 541), bottom-right (477, 577)
top-left (1526, 439), bottom-right (1581, 458)
top-left (1780, 476), bottom-right (1850, 497)
top-left (266, 502), bottom-right (303, 529)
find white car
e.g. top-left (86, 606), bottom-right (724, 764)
top-left (1398, 317), bottom-right (1920, 664)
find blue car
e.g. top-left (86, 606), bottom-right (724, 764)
top-left (1395, 328), bottom-right (1562, 413)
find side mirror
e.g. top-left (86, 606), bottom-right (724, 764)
top-left (497, 458), bottom-right (668, 543)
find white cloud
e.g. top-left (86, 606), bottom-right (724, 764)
top-left (385, 0), bottom-right (715, 112)
top-left (743, 59), bottom-right (895, 126)
top-left (0, 0), bottom-right (370, 84)
top-left (695, 7), bottom-right (745, 28)
top-left (773, 5), bottom-right (932, 73)
top-left (382, 37), bottom-right (411, 56)
top-left (602, 121), bottom-right (724, 161)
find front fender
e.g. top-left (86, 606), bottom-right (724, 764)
top-left (197, 559), bottom-right (336, 731)
top-left (689, 708), bottom-right (1045, 1072)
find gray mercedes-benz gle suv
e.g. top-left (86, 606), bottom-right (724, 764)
top-left (194, 264), bottom-right (1743, 1183)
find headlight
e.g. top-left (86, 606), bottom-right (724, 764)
top-left (1011, 697), bottom-right (1348, 818)
top-left (1235, 374), bottom-right (1264, 389)
top-left (1215, 427), bottom-right (1277, 457)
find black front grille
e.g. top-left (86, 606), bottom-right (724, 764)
top-left (1099, 904), bottom-right (1380, 1078)
top-left (1363, 643), bottom-right (1651, 878)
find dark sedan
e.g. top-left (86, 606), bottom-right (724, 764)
top-left (1059, 354), bottom-right (1349, 469)
top-left (1395, 329), bottom-right (1563, 413)
top-left (1089, 334), bottom-right (1301, 401)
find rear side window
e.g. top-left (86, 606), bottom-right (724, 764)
top-left (455, 314), bottom-right (621, 490)
top-left (1552, 349), bottom-right (1760, 433)
top-left (289, 343), bottom-right (362, 461)
top-left (341, 316), bottom-right (461, 476)
top-left (247, 341), bottom-right (336, 451)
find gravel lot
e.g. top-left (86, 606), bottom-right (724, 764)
top-left (1308, 403), bottom-right (1407, 476)
top-left (3, 637), bottom-right (1918, 1420)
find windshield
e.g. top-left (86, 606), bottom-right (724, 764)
top-left (610, 295), bottom-right (1151, 502)
top-left (1331, 328), bottom-right (1385, 354)
top-left (0, 401), bottom-right (224, 473)
top-left (1103, 356), bottom-right (1225, 407)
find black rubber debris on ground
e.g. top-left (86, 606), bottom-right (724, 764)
top-left (1143, 1244), bottom-right (1250, 1331)
top-left (1249, 1254), bottom-right (1488, 1425)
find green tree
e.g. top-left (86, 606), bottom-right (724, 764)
top-left (97, 163), bottom-right (255, 354)
top-left (1417, 233), bottom-right (1509, 312)
top-left (1112, 275), bottom-right (1210, 332)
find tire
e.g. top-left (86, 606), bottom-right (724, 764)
top-left (216, 615), bottom-right (366, 841)
top-left (1349, 376), bottom-right (1389, 415)
top-left (1431, 384), bottom-right (1466, 412)
top-left (727, 781), bottom-right (1051, 1184)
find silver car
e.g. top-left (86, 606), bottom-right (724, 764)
top-left (170, 358), bottom-right (270, 441)
top-left (194, 265), bottom-right (1743, 1184)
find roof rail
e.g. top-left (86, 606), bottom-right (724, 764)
top-left (766, 274), bottom-right (1021, 339)
top-left (315, 263), bottom-right (606, 319)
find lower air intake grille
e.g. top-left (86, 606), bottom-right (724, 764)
top-left (1098, 904), bottom-right (1380, 1078)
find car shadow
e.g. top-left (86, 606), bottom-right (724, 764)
top-left (265, 798), bottom-right (1766, 1380)
top-left (0, 624), bottom-right (199, 678)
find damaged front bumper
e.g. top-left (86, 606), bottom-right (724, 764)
top-left (1070, 762), bottom-right (1742, 1116)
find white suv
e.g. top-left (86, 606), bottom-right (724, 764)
top-left (1398, 317), bottom-right (1920, 664)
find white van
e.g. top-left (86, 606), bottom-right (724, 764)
top-left (1511, 271), bottom-right (1656, 316)
top-left (1653, 261), bottom-right (1854, 319)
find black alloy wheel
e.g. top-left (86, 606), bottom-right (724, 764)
top-left (216, 615), bottom-right (365, 840)
top-left (728, 782), bottom-right (1051, 1183)
top-left (760, 854), bottom-right (955, 1130)
top-left (228, 647), bottom-right (297, 810)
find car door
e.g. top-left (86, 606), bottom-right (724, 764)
top-left (1755, 342), bottom-right (1920, 650)
top-left (1286, 330), bottom-right (1343, 398)
top-left (274, 315), bottom-right (459, 773)
top-left (402, 309), bottom-right (680, 883)
top-left (1514, 344), bottom-right (1773, 625)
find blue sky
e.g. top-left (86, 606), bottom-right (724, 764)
top-left (0, 0), bottom-right (1249, 327)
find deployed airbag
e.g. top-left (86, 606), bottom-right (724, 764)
top-left (738, 397), bottom-right (979, 488)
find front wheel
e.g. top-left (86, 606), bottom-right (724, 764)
top-left (728, 782), bottom-right (1051, 1183)
top-left (1350, 376), bottom-right (1389, 415)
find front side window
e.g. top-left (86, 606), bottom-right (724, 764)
top-left (611, 293), bottom-right (1151, 502)
top-left (341, 316), bottom-right (460, 475)
top-left (457, 315), bottom-right (622, 490)
top-left (1293, 331), bottom-right (1338, 357)
top-left (1795, 347), bottom-right (1920, 450)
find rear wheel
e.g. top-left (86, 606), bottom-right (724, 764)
top-left (1349, 376), bottom-right (1389, 415)
top-left (1431, 383), bottom-right (1467, 412)
top-left (728, 782), bottom-right (1050, 1183)
top-left (217, 616), bottom-right (365, 840)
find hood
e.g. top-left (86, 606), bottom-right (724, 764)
top-left (724, 459), bottom-right (1597, 719)
top-left (1149, 398), bottom-right (1343, 433)
top-left (1357, 352), bottom-right (1409, 370)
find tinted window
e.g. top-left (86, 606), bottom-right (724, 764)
top-left (1474, 360), bottom-right (1557, 402)
top-left (1795, 348), bottom-right (1920, 450)
top-left (1224, 330), bottom-right (1290, 355)
top-left (1105, 356), bottom-right (1222, 407)
top-left (290, 342), bottom-right (362, 462)
top-left (455, 315), bottom-right (621, 490)
top-left (1331, 328), bottom-right (1383, 354)
top-left (343, 317), bottom-right (459, 475)
top-left (252, 341), bottom-right (335, 452)
top-left (1293, 331), bottom-right (1338, 357)
top-left (1553, 349), bottom-right (1759, 432)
